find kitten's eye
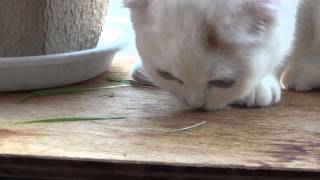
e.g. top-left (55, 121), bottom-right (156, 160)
top-left (157, 70), bottom-right (176, 80)
top-left (209, 78), bottom-right (235, 89)
top-left (157, 69), bottom-right (184, 85)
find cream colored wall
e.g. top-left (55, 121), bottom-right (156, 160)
top-left (0, 0), bottom-right (108, 57)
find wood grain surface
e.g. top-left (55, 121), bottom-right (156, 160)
top-left (0, 56), bottom-right (319, 179)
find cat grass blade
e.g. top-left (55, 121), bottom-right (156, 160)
top-left (107, 76), bottom-right (157, 88)
top-left (167, 121), bottom-right (207, 133)
top-left (16, 116), bottom-right (126, 124)
top-left (20, 85), bottom-right (130, 103)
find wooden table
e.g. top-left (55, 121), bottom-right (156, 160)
top-left (0, 55), bottom-right (319, 180)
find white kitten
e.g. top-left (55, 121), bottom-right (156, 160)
top-left (125, 0), bottom-right (300, 110)
top-left (281, 0), bottom-right (320, 91)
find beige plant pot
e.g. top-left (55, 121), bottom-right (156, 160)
top-left (0, 0), bottom-right (108, 57)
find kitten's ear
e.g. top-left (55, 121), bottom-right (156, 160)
top-left (259, 0), bottom-right (282, 8)
top-left (258, 0), bottom-right (283, 12)
top-left (124, 0), bottom-right (149, 8)
top-left (245, 0), bottom-right (281, 36)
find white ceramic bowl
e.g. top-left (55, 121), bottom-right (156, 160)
top-left (0, 25), bottom-right (127, 92)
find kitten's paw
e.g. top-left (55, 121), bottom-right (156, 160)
top-left (235, 75), bottom-right (281, 107)
top-left (281, 67), bottom-right (314, 91)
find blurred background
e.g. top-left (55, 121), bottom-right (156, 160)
top-left (106, 0), bottom-right (138, 56)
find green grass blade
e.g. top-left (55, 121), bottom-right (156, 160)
top-left (20, 85), bottom-right (130, 103)
top-left (16, 116), bottom-right (127, 124)
top-left (107, 76), bottom-right (157, 88)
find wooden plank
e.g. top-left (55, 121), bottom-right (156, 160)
top-left (0, 155), bottom-right (319, 180)
top-left (0, 56), bottom-right (319, 179)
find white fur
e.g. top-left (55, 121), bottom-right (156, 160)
top-left (126, 0), bottom-right (300, 110)
top-left (281, 0), bottom-right (320, 91)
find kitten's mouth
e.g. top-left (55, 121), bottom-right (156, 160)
top-left (194, 107), bottom-right (208, 112)
top-left (185, 102), bottom-right (230, 112)
top-left (189, 106), bottom-right (230, 112)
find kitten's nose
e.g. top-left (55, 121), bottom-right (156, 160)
top-left (187, 102), bottom-right (206, 111)
top-left (186, 93), bottom-right (206, 109)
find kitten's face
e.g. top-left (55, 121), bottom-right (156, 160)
top-left (126, 0), bottom-right (278, 110)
